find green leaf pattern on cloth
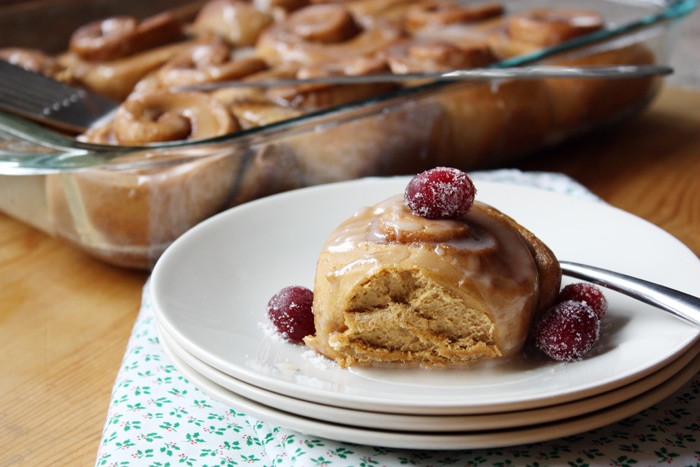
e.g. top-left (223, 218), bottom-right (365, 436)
top-left (96, 170), bottom-right (700, 467)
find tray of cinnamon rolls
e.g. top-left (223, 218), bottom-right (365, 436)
top-left (0, 0), bottom-right (695, 269)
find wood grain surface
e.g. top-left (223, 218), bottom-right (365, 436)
top-left (0, 86), bottom-right (698, 466)
top-left (518, 87), bottom-right (700, 256)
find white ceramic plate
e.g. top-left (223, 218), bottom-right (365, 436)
top-left (151, 177), bottom-right (700, 415)
top-left (158, 322), bottom-right (700, 432)
top-left (162, 329), bottom-right (700, 450)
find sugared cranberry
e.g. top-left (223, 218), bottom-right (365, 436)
top-left (404, 167), bottom-right (476, 219)
top-left (535, 300), bottom-right (601, 362)
top-left (267, 286), bottom-right (315, 343)
top-left (557, 282), bottom-right (608, 320)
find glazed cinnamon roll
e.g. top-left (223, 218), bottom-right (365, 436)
top-left (305, 194), bottom-right (561, 367)
top-left (470, 8), bottom-right (655, 131)
top-left (255, 3), bottom-right (404, 65)
top-left (266, 54), bottom-right (396, 109)
top-left (379, 35), bottom-right (552, 168)
top-left (46, 149), bottom-right (242, 269)
top-left (228, 100), bottom-right (304, 128)
top-left (80, 91), bottom-right (239, 145)
top-left (255, 0), bottom-right (310, 15)
top-left (0, 48), bottom-right (62, 77)
top-left (542, 44), bottom-right (659, 130)
top-left (132, 40), bottom-right (268, 93)
top-left (69, 11), bottom-right (186, 62)
top-left (342, 0), bottom-right (420, 22)
top-left (475, 8), bottom-right (605, 59)
top-left (507, 9), bottom-right (604, 48)
top-left (191, 0), bottom-right (275, 47)
top-left (49, 89), bottom-right (244, 269)
top-left (403, 1), bottom-right (504, 33)
top-left (206, 62), bottom-right (308, 128)
top-left (52, 9), bottom-right (194, 100)
top-left (57, 41), bottom-right (193, 100)
top-left (383, 37), bottom-right (497, 74)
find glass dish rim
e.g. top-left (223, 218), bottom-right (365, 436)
top-left (0, 0), bottom-right (696, 173)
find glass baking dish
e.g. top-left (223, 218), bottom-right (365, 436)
top-left (0, 0), bottom-right (696, 269)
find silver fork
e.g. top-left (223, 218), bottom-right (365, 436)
top-left (0, 60), bottom-right (119, 133)
top-left (561, 261), bottom-right (700, 328)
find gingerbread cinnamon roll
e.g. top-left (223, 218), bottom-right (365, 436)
top-left (255, 3), bottom-right (404, 65)
top-left (209, 62), bottom-right (301, 108)
top-left (266, 54), bottom-right (396, 109)
top-left (475, 8), bottom-right (605, 59)
top-left (342, 0), bottom-right (420, 22)
top-left (0, 48), bottom-right (62, 77)
top-left (50, 90), bottom-right (244, 269)
top-left (507, 9), bottom-right (604, 48)
top-left (255, 0), bottom-right (310, 15)
top-left (206, 62), bottom-right (312, 129)
top-left (305, 194), bottom-right (561, 367)
top-left (228, 100), bottom-right (304, 128)
top-left (57, 41), bottom-right (193, 100)
top-left (472, 8), bottom-right (654, 131)
top-left (542, 44), bottom-right (659, 130)
top-left (383, 37), bottom-right (497, 74)
top-left (132, 40), bottom-right (268, 93)
top-left (80, 91), bottom-right (239, 145)
top-left (379, 34), bottom-right (550, 168)
top-left (403, 1), bottom-right (504, 33)
top-left (46, 149), bottom-right (242, 269)
top-left (69, 11), bottom-right (186, 62)
top-left (191, 0), bottom-right (275, 47)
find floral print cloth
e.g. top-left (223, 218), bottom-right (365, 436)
top-left (96, 170), bottom-right (700, 467)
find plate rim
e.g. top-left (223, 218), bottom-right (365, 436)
top-left (161, 327), bottom-right (700, 450)
top-left (151, 177), bottom-right (700, 414)
top-left (157, 321), bottom-right (700, 432)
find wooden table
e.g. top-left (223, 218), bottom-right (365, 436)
top-left (0, 86), bottom-right (698, 466)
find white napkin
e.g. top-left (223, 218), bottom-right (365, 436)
top-left (96, 170), bottom-right (699, 467)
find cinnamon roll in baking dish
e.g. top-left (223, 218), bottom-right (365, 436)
top-left (86, 91), bottom-right (239, 145)
top-left (190, 0), bottom-right (276, 47)
top-left (0, 48), bottom-right (62, 76)
top-left (7, 0), bottom-right (659, 159)
top-left (46, 151), bottom-right (242, 269)
top-left (131, 40), bottom-right (268, 93)
top-left (470, 7), bottom-right (657, 130)
top-left (48, 89), bottom-right (244, 269)
top-left (53, 11), bottom-right (191, 100)
top-left (0, 0), bottom-right (662, 269)
top-left (255, 3), bottom-right (403, 65)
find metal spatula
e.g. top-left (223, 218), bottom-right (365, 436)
top-left (0, 60), bottom-right (119, 133)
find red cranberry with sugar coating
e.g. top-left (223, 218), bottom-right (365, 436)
top-left (558, 282), bottom-right (608, 320)
top-left (267, 285), bottom-right (315, 343)
top-left (535, 300), bottom-right (601, 362)
top-left (404, 167), bottom-right (476, 219)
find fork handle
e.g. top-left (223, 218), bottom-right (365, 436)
top-left (560, 261), bottom-right (700, 328)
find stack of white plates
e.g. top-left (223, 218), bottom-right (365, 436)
top-left (150, 178), bottom-right (700, 450)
